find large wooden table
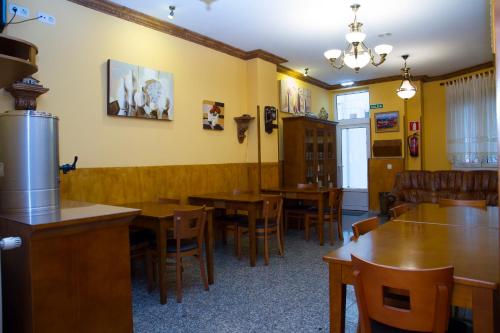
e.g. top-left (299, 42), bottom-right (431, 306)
top-left (394, 203), bottom-right (499, 229)
top-left (188, 192), bottom-right (266, 267)
top-left (261, 186), bottom-right (332, 244)
top-left (323, 208), bottom-right (499, 333)
top-left (124, 202), bottom-right (214, 305)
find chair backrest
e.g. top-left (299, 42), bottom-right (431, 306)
top-left (173, 207), bottom-right (206, 243)
top-left (389, 203), bottom-right (413, 219)
top-left (351, 254), bottom-right (453, 333)
top-left (158, 197), bottom-right (181, 204)
top-left (261, 195), bottom-right (283, 228)
top-left (438, 198), bottom-right (487, 209)
top-left (328, 188), bottom-right (343, 209)
top-left (351, 217), bottom-right (378, 240)
top-left (297, 183), bottom-right (317, 190)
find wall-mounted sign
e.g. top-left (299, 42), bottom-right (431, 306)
top-left (409, 121), bottom-right (420, 131)
top-left (370, 103), bottom-right (383, 109)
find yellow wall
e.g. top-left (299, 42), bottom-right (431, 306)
top-left (0, 0), bottom-right (274, 168)
top-left (332, 80), bottom-right (424, 170)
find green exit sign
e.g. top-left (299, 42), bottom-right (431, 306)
top-left (370, 104), bottom-right (383, 109)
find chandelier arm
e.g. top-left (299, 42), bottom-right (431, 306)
top-left (326, 58), bottom-right (344, 70)
top-left (371, 53), bottom-right (387, 67)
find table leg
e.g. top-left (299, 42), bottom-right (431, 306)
top-left (318, 194), bottom-right (325, 246)
top-left (248, 204), bottom-right (257, 267)
top-left (471, 287), bottom-right (495, 333)
top-left (158, 222), bottom-right (167, 305)
top-left (204, 210), bottom-right (214, 284)
top-left (329, 263), bottom-right (346, 333)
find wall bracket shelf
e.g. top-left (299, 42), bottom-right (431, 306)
top-left (234, 114), bottom-right (255, 143)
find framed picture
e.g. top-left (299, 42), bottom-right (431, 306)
top-left (107, 59), bottom-right (174, 120)
top-left (279, 80), bottom-right (311, 115)
top-left (374, 111), bottom-right (399, 132)
top-left (203, 100), bottom-right (224, 130)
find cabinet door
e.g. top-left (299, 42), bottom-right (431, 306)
top-left (316, 128), bottom-right (325, 185)
top-left (304, 128), bottom-right (315, 184)
top-left (325, 129), bottom-right (336, 186)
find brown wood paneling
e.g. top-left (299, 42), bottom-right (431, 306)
top-left (60, 163), bottom-right (280, 204)
top-left (368, 158), bottom-right (404, 211)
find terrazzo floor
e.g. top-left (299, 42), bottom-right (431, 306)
top-left (132, 213), bottom-right (374, 333)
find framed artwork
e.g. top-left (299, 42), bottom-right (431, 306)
top-left (279, 80), bottom-right (311, 115)
top-left (107, 59), bottom-right (174, 120)
top-left (203, 100), bottom-right (224, 130)
top-left (374, 111), bottom-right (399, 132)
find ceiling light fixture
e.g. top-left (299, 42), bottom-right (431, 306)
top-left (396, 55), bottom-right (417, 100)
top-left (341, 81), bottom-right (355, 87)
top-left (200, 0), bottom-right (216, 10)
top-left (304, 68), bottom-right (309, 77)
top-left (168, 5), bottom-right (175, 20)
top-left (324, 4), bottom-right (393, 73)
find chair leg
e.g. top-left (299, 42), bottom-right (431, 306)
top-left (236, 227), bottom-right (242, 259)
top-left (176, 255), bottom-right (182, 303)
top-left (146, 251), bottom-right (154, 293)
top-left (284, 212), bottom-right (289, 234)
top-left (198, 253), bottom-right (209, 291)
top-left (329, 220), bottom-right (334, 245)
top-left (233, 224), bottom-right (239, 256)
top-left (276, 229), bottom-right (284, 257)
top-left (264, 235), bottom-right (269, 266)
top-left (337, 215), bottom-right (344, 241)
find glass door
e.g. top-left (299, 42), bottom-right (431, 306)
top-left (338, 124), bottom-right (370, 211)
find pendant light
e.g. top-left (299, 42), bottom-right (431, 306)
top-left (396, 55), bottom-right (417, 100)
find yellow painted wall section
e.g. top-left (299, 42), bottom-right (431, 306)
top-left (0, 0), bottom-right (253, 167)
top-left (246, 59), bottom-right (279, 163)
top-left (332, 80), bottom-right (423, 169)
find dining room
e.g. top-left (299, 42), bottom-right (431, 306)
top-left (0, 0), bottom-right (498, 332)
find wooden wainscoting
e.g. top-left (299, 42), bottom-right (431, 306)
top-left (368, 158), bottom-right (405, 212)
top-left (60, 163), bottom-right (279, 205)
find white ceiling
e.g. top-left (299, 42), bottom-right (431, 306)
top-left (109, 0), bottom-right (492, 85)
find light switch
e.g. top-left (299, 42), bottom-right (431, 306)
top-left (387, 163), bottom-right (393, 170)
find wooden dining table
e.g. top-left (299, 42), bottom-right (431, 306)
top-left (323, 205), bottom-right (499, 333)
top-left (188, 192), bottom-right (268, 267)
top-left (124, 202), bottom-right (214, 305)
top-left (261, 186), bottom-right (332, 244)
top-left (394, 202), bottom-right (499, 229)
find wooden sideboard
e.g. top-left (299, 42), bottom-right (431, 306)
top-left (0, 201), bottom-right (140, 333)
top-left (282, 116), bottom-right (338, 187)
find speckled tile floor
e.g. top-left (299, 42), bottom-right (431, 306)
top-left (132, 213), bottom-right (375, 333)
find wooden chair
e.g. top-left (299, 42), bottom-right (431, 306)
top-left (283, 183), bottom-right (317, 232)
top-left (389, 203), bottom-right (413, 219)
top-left (146, 207), bottom-right (209, 303)
top-left (350, 217), bottom-right (379, 241)
top-left (304, 188), bottom-right (343, 245)
top-left (351, 254), bottom-right (454, 333)
top-left (438, 198), bottom-right (487, 209)
top-left (236, 195), bottom-right (284, 265)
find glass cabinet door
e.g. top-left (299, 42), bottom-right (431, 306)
top-left (305, 129), bottom-right (315, 183)
top-left (316, 130), bottom-right (325, 185)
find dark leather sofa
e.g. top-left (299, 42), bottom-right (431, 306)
top-left (389, 170), bottom-right (498, 206)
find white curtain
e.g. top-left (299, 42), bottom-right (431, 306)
top-left (445, 72), bottom-right (497, 167)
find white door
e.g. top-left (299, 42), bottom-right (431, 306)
top-left (337, 122), bottom-right (370, 211)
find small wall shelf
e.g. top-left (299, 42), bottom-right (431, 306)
top-left (234, 114), bottom-right (255, 143)
top-left (0, 34), bottom-right (38, 89)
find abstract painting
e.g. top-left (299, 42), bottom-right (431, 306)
top-left (107, 59), bottom-right (174, 120)
top-left (203, 100), bottom-right (224, 130)
top-left (279, 80), bottom-right (311, 115)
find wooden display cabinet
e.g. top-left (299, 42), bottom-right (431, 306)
top-left (282, 116), bottom-right (338, 187)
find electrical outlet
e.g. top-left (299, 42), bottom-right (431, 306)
top-left (37, 12), bottom-right (56, 25)
top-left (9, 3), bottom-right (30, 18)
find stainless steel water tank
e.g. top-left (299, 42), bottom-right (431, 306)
top-left (0, 110), bottom-right (60, 213)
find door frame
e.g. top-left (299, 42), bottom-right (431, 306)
top-left (336, 119), bottom-right (371, 210)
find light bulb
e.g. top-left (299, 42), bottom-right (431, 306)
top-left (374, 44), bottom-right (393, 55)
top-left (344, 50), bottom-right (370, 70)
top-left (397, 79), bottom-right (417, 99)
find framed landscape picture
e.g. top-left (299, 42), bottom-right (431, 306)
top-left (374, 111), bottom-right (399, 133)
top-left (107, 59), bottom-right (174, 120)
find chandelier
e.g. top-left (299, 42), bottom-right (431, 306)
top-left (324, 4), bottom-right (393, 73)
top-left (396, 55), bottom-right (417, 100)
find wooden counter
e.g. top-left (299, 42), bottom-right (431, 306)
top-left (0, 200), bottom-right (140, 333)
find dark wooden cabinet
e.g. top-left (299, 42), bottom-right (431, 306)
top-left (282, 116), bottom-right (338, 187)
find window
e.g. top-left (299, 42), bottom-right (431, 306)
top-left (445, 72), bottom-right (497, 168)
top-left (335, 91), bottom-right (369, 121)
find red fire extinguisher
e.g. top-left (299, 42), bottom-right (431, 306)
top-left (408, 133), bottom-right (419, 157)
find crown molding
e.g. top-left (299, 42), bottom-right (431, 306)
top-left (66, 0), bottom-right (288, 65)
top-left (423, 61), bottom-right (494, 82)
top-left (277, 65), bottom-right (332, 90)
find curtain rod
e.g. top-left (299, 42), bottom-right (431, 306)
top-left (440, 70), bottom-right (495, 86)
